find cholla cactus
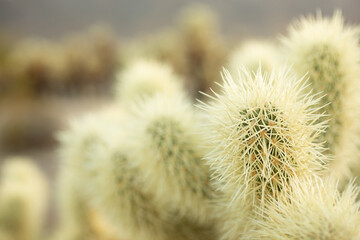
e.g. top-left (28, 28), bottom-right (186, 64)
top-left (90, 134), bottom-right (174, 240)
top-left (0, 157), bottom-right (48, 240)
top-left (247, 176), bottom-right (360, 240)
top-left (4, 39), bottom-right (65, 97)
top-left (198, 67), bottom-right (326, 239)
top-left (178, 4), bottom-right (227, 97)
top-left (62, 25), bottom-right (117, 94)
top-left (282, 11), bottom-right (360, 180)
top-left (135, 30), bottom-right (188, 77)
top-left (115, 59), bottom-right (182, 102)
top-left (200, 66), bottom-right (326, 202)
top-left (127, 93), bottom-right (213, 224)
top-left (80, 99), bottom-right (216, 240)
top-left (228, 40), bottom-right (279, 75)
top-left (56, 170), bottom-right (95, 240)
top-left (211, 190), bottom-right (253, 240)
top-left (56, 106), bottom-right (123, 240)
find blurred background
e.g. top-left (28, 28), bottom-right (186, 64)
top-left (0, 0), bottom-right (359, 234)
top-left (1, 0), bottom-right (360, 38)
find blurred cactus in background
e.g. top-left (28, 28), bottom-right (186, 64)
top-left (56, 107), bottom-right (123, 240)
top-left (2, 39), bottom-right (65, 98)
top-left (120, 4), bottom-right (228, 99)
top-left (140, 30), bottom-right (188, 78)
top-left (0, 158), bottom-right (48, 240)
top-left (282, 12), bottom-right (360, 182)
top-left (0, 25), bottom-right (118, 100)
top-left (127, 94), bottom-right (213, 224)
top-left (56, 60), bottom-right (217, 240)
top-left (62, 25), bottom-right (118, 95)
top-left (114, 59), bottom-right (182, 101)
top-left (0, 24), bottom-right (119, 154)
top-left (90, 131), bottom-right (174, 240)
top-left (227, 40), bottom-right (280, 75)
top-left (178, 5), bottom-right (227, 97)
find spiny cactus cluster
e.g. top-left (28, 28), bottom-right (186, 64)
top-left (198, 67), bottom-right (331, 239)
top-left (53, 11), bottom-right (360, 240)
top-left (282, 11), bottom-right (360, 181)
top-left (246, 176), bottom-right (360, 240)
top-left (199, 67), bottom-right (326, 203)
top-left (57, 59), bottom-right (217, 240)
top-left (3, 9), bottom-right (360, 240)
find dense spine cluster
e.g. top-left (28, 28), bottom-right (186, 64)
top-left (198, 67), bottom-right (326, 239)
top-left (199, 67), bottom-right (325, 203)
top-left (246, 176), bottom-right (360, 240)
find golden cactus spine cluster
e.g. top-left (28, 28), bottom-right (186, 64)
top-left (200, 67), bottom-right (326, 202)
top-left (198, 66), bottom-right (327, 239)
